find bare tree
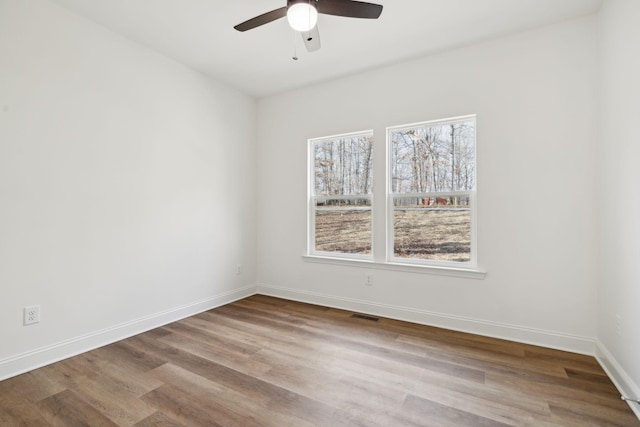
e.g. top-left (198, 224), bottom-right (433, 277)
top-left (314, 135), bottom-right (373, 200)
top-left (391, 120), bottom-right (475, 198)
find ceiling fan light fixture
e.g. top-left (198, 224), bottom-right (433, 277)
top-left (287, 3), bottom-right (318, 32)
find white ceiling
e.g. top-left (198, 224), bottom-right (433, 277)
top-left (50, 0), bottom-right (602, 98)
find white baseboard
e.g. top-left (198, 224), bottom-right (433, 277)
top-left (595, 341), bottom-right (640, 420)
top-left (256, 283), bottom-right (595, 355)
top-left (0, 285), bottom-right (256, 381)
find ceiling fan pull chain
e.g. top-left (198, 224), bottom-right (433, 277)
top-left (292, 30), bottom-right (299, 61)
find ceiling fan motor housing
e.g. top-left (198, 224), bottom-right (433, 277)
top-left (288, 0), bottom-right (317, 8)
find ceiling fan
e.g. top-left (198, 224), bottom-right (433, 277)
top-left (234, 0), bottom-right (383, 54)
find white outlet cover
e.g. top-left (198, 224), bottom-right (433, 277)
top-left (24, 305), bottom-right (41, 325)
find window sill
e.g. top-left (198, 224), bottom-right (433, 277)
top-left (302, 255), bottom-right (486, 280)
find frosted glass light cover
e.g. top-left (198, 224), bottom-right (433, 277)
top-left (287, 3), bottom-right (318, 32)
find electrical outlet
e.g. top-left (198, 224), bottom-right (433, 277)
top-left (236, 264), bottom-right (242, 275)
top-left (24, 305), bottom-right (40, 326)
top-left (616, 314), bottom-right (622, 336)
top-left (365, 273), bottom-right (373, 286)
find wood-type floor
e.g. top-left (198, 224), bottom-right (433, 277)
top-left (0, 295), bottom-right (638, 426)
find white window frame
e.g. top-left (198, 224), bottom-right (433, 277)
top-left (304, 118), bottom-right (484, 279)
top-left (386, 115), bottom-right (478, 269)
top-left (307, 130), bottom-right (374, 260)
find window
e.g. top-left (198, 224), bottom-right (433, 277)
top-left (388, 116), bottom-right (477, 267)
top-left (308, 131), bottom-right (373, 258)
top-left (306, 115), bottom-right (478, 274)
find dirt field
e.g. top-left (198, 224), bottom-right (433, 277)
top-left (315, 207), bottom-right (470, 262)
top-left (315, 208), bottom-right (372, 254)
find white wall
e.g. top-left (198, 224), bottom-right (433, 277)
top-left (257, 17), bottom-right (599, 353)
top-left (597, 0), bottom-right (640, 412)
top-left (0, 0), bottom-right (257, 378)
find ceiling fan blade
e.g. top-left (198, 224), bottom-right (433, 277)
top-left (317, 0), bottom-right (383, 19)
top-left (234, 7), bottom-right (287, 32)
top-left (302, 26), bottom-right (321, 52)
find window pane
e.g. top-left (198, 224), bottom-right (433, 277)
top-left (315, 199), bottom-right (371, 254)
top-left (390, 120), bottom-right (475, 194)
top-left (393, 197), bottom-right (470, 262)
top-left (314, 135), bottom-right (373, 196)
